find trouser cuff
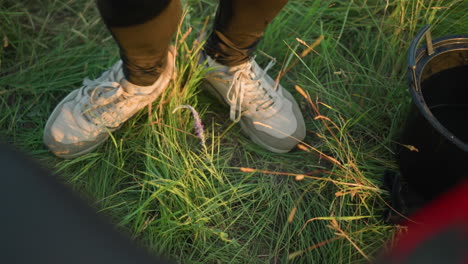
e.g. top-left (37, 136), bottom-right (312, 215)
top-left (204, 30), bottom-right (260, 67)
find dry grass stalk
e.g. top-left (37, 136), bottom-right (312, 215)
top-left (277, 35), bottom-right (325, 80)
top-left (239, 167), bottom-right (379, 191)
top-left (329, 219), bottom-right (370, 261)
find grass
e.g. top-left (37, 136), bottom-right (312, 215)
top-left (1, 0), bottom-right (467, 263)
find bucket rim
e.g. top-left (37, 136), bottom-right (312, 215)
top-left (407, 25), bottom-right (468, 152)
top-left (408, 25), bottom-right (468, 69)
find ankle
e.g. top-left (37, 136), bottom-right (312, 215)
top-left (204, 31), bottom-right (253, 67)
top-left (121, 78), bottom-right (158, 95)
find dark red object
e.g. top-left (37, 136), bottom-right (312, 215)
top-left (382, 181), bottom-right (468, 264)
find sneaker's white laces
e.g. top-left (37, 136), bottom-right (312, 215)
top-left (80, 65), bottom-right (132, 126)
top-left (83, 80), bottom-right (125, 106)
top-left (226, 59), bottom-right (277, 122)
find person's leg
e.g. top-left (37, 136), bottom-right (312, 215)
top-left (201, 0), bottom-right (306, 153)
top-left (205, 0), bottom-right (288, 66)
top-left (97, 0), bottom-right (180, 86)
top-left (44, 0), bottom-right (180, 158)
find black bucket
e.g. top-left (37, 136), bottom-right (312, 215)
top-left (398, 25), bottom-right (468, 202)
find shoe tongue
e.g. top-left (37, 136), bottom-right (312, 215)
top-left (231, 60), bottom-right (254, 73)
top-left (208, 55), bottom-right (250, 74)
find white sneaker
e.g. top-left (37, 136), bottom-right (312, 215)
top-left (44, 47), bottom-right (176, 158)
top-left (201, 52), bottom-right (306, 153)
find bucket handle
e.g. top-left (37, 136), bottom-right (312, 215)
top-left (408, 25), bottom-right (435, 92)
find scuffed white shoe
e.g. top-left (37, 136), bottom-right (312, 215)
top-left (201, 52), bottom-right (306, 153)
top-left (44, 47), bottom-right (176, 158)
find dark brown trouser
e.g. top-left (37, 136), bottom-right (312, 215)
top-left (96, 0), bottom-right (289, 86)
